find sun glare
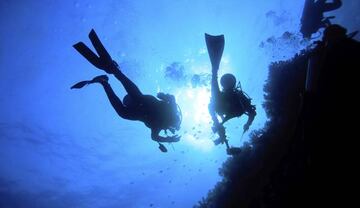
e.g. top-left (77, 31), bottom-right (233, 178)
top-left (174, 86), bottom-right (215, 151)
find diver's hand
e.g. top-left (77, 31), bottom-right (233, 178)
top-left (218, 124), bottom-right (225, 135)
top-left (169, 128), bottom-right (176, 134)
top-left (214, 136), bottom-right (227, 145)
top-left (243, 123), bottom-right (250, 133)
top-left (167, 134), bottom-right (181, 143)
top-left (157, 134), bottom-right (181, 143)
top-left (212, 123), bottom-right (225, 134)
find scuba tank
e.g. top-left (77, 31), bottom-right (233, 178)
top-left (235, 81), bottom-right (256, 113)
top-left (157, 93), bottom-right (182, 132)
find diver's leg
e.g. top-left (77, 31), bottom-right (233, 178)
top-left (209, 64), bottom-right (221, 128)
top-left (87, 75), bottom-right (137, 120)
top-left (209, 61), bottom-right (222, 131)
top-left (101, 82), bottom-right (137, 120)
top-left (208, 102), bottom-right (220, 129)
top-left (211, 69), bottom-right (221, 100)
top-left (112, 69), bottom-right (143, 100)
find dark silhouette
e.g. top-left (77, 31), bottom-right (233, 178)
top-left (71, 29), bottom-right (182, 152)
top-left (205, 33), bottom-right (256, 155)
top-left (196, 25), bottom-right (359, 208)
top-left (300, 0), bottom-right (342, 39)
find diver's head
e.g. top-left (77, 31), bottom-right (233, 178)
top-left (220, 73), bottom-right (236, 91)
top-left (123, 94), bottom-right (135, 107)
top-left (323, 24), bottom-right (347, 43)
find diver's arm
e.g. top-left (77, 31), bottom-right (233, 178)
top-left (243, 109), bottom-right (256, 132)
top-left (208, 102), bottom-right (227, 144)
top-left (151, 128), bottom-right (161, 141)
top-left (221, 115), bottom-right (233, 125)
top-left (151, 128), bottom-right (180, 143)
top-left (208, 102), bottom-right (221, 128)
top-left (322, 0), bottom-right (342, 12)
top-left (209, 68), bottom-right (221, 131)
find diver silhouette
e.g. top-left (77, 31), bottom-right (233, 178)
top-left (205, 34), bottom-right (256, 155)
top-left (306, 24), bottom-right (359, 100)
top-left (301, 0), bottom-right (342, 39)
top-left (71, 29), bottom-right (182, 153)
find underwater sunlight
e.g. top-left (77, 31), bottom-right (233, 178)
top-left (1, 0), bottom-right (359, 207)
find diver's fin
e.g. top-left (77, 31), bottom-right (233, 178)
top-left (70, 81), bottom-right (90, 89)
top-left (73, 42), bottom-right (102, 69)
top-left (90, 75), bottom-right (109, 83)
top-left (88, 29), bottom-right (112, 62)
top-left (205, 33), bottom-right (225, 70)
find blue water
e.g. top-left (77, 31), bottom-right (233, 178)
top-left (0, 0), bottom-right (358, 207)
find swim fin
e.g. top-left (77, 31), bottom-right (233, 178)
top-left (205, 33), bottom-right (225, 70)
top-left (88, 29), bottom-right (112, 62)
top-left (70, 81), bottom-right (90, 89)
top-left (73, 42), bottom-right (102, 69)
top-left (73, 29), bottom-right (115, 73)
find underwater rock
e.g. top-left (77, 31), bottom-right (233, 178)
top-left (195, 28), bottom-right (360, 207)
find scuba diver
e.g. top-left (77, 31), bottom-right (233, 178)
top-left (300, 25), bottom-right (360, 198)
top-left (306, 24), bottom-right (358, 95)
top-left (71, 29), bottom-right (182, 153)
top-left (205, 34), bottom-right (257, 155)
top-left (300, 0), bottom-right (342, 39)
